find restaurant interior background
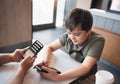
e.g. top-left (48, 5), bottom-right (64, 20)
top-left (0, 0), bottom-right (120, 83)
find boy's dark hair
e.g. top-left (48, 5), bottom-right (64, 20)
top-left (65, 8), bottom-right (93, 32)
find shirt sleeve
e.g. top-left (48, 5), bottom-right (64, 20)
top-left (87, 37), bottom-right (105, 60)
top-left (58, 33), bottom-right (68, 46)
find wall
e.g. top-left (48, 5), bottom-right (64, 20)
top-left (63, 0), bottom-right (120, 35)
top-left (76, 0), bottom-right (120, 34)
top-left (76, 0), bottom-right (92, 10)
top-left (64, 0), bottom-right (77, 23)
top-left (91, 9), bottom-right (120, 34)
top-left (0, 0), bottom-right (32, 52)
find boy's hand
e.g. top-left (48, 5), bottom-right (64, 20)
top-left (35, 60), bottom-right (49, 68)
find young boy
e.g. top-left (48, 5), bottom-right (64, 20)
top-left (36, 8), bottom-right (105, 81)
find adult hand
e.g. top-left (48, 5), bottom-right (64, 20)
top-left (19, 56), bottom-right (36, 73)
top-left (12, 47), bottom-right (28, 62)
top-left (7, 56), bottom-right (36, 84)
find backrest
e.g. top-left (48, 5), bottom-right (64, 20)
top-left (92, 27), bottom-right (120, 67)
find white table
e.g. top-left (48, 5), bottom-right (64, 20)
top-left (0, 49), bottom-right (81, 84)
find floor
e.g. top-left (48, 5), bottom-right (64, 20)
top-left (33, 28), bottom-right (120, 84)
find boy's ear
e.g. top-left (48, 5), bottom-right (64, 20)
top-left (88, 29), bottom-right (91, 34)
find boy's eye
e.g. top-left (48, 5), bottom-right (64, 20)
top-left (74, 34), bottom-right (80, 36)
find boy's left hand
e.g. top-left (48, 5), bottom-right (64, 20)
top-left (37, 66), bottom-right (60, 81)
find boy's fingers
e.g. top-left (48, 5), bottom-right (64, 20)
top-left (42, 66), bottom-right (51, 73)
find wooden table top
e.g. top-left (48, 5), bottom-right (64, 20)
top-left (69, 74), bottom-right (96, 84)
top-left (80, 74), bottom-right (95, 84)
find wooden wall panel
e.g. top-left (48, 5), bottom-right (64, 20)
top-left (0, 0), bottom-right (32, 47)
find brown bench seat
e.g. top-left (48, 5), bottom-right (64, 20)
top-left (92, 27), bottom-right (120, 68)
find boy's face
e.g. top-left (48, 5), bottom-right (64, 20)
top-left (67, 28), bottom-right (90, 45)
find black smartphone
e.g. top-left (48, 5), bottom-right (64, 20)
top-left (34, 65), bottom-right (61, 74)
top-left (23, 40), bottom-right (43, 58)
top-left (34, 65), bottom-right (48, 73)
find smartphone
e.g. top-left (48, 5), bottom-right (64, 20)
top-left (35, 65), bottom-right (61, 74)
top-left (34, 65), bottom-right (48, 73)
top-left (23, 40), bottom-right (43, 58)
